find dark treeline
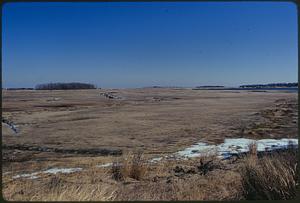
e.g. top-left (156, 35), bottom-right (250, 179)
top-left (35, 82), bottom-right (97, 90)
top-left (195, 85), bottom-right (224, 88)
top-left (240, 82), bottom-right (298, 88)
top-left (5, 88), bottom-right (34, 90)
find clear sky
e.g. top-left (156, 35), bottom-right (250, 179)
top-left (2, 2), bottom-right (298, 88)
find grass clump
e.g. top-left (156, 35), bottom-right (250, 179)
top-left (240, 144), bottom-right (298, 200)
top-left (111, 151), bottom-right (148, 181)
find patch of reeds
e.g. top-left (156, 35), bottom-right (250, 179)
top-left (111, 151), bottom-right (148, 181)
top-left (240, 143), bottom-right (298, 200)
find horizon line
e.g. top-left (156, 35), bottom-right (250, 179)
top-left (2, 81), bottom-right (298, 89)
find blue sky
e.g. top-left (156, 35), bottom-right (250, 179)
top-left (2, 2), bottom-right (298, 88)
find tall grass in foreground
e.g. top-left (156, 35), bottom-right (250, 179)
top-left (3, 169), bottom-right (116, 201)
top-left (31, 184), bottom-right (116, 201)
top-left (240, 144), bottom-right (298, 200)
top-left (3, 147), bottom-right (298, 201)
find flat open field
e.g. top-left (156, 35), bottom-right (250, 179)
top-left (2, 88), bottom-right (297, 160)
top-left (2, 88), bottom-right (298, 150)
top-left (1, 88), bottom-right (298, 200)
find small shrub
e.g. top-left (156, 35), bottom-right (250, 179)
top-left (111, 151), bottom-right (147, 181)
top-left (111, 162), bottom-right (124, 181)
top-left (197, 153), bottom-right (222, 175)
top-left (248, 142), bottom-right (257, 157)
top-left (128, 152), bottom-right (147, 180)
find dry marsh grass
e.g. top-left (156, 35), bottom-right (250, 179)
top-left (29, 183), bottom-right (116, 201)
top-left (113, 152), bottom-right (240, 200)
top-left (248, 142), bottom-right (258, 157)
top-left (2, 171), bottom-right (116, 201)
top-left (2, 148), bottom-right (298, 201)
top-left (111, 151), bottom-right (148, 181)
top-left (3, 90), bottom-right (297, 158)
top-left (240, 145), bottom-right (298, 200)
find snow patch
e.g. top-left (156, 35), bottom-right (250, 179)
top-left (9, 138), bottom-right (298, 180)
top-left (96, 163), bottom-right (113, 168)
top-left (12, 167), bottom-right (83, 180)
top-left (42, 167), bottom-right (83, 175)
top-left (12, 172), bottom-right (39, 180)
top-left (149, 157), bottom-right (163, 163)
top-left (176, 138), bottom-right (298, 159)
top-left (176, 142), bottom-right (217, 158)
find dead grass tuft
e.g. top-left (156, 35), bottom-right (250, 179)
top-left (240, 149), bottom-right (298, 200)
top-left (111, 162), bottom-right (124, 181)
top-left (248, 142), bottom-right (257, 157)
top-left (111, 151), bottom-right (148, 181)
top-left (197, 153), bottom-right (223, 175)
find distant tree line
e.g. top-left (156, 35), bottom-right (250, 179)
top-left (5, 88), bottom-right (34, 90)
top-left (240, 82), bottom-right (298, 88)
top-left (195, 85), bottom-right (224, 88)
top-left (35, 82), bottom-right (97, 90)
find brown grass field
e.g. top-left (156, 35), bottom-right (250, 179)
top-left (1, 88), bottom-right (298, 200)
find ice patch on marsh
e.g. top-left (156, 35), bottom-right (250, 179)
top-left (12, 172), bottom-right (40, 180)
top-left (149, 157), bottom-right (163, 163)
top-left (42, 167), bottom-right (83, 175)
top-left (12, 167), bottom-right (83, 180)
top-left (96, 163), bottom-right (113, 168)
top-left (176, 142), bottom-right (217, 158)
top-left (9, 138), bottom-right (298, 180)
top-left (256, 139), bottom-right (298, 151)
top-left (96, 162), bottom-right (125, 168)
top-left (176, 138), bottom-right (298, 159)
